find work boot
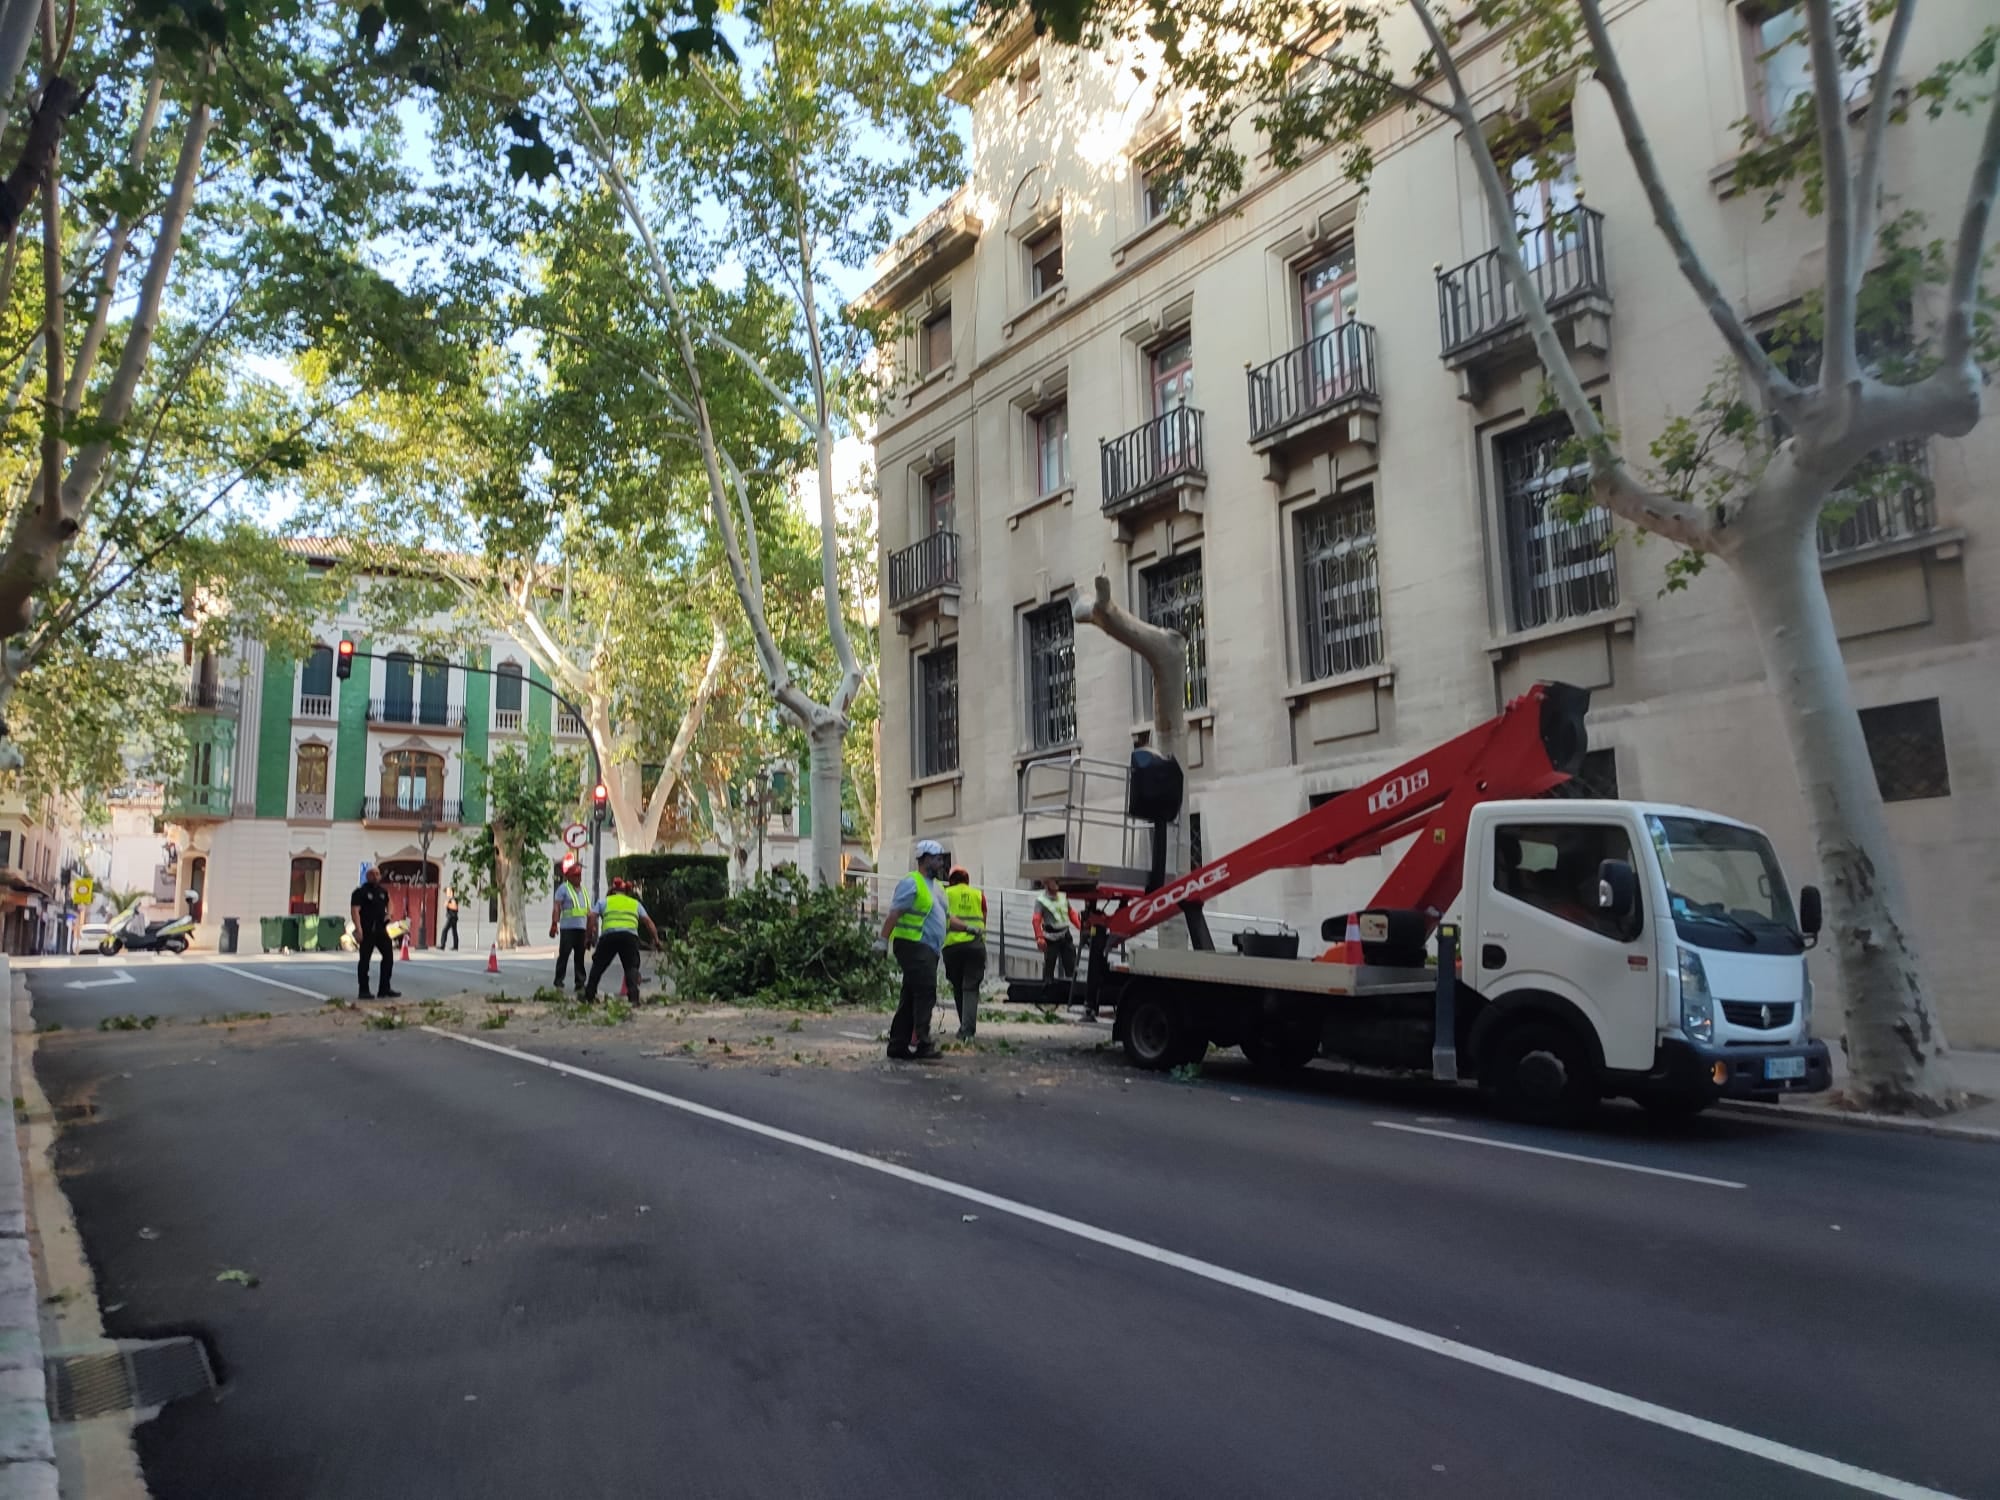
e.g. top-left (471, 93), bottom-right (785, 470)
top-left (379, 988), bottom-right (401, 999)
top-left (358, 988), bottom-right (373, 1001)
top-left (912, 1041), bottom-right (942, 1060)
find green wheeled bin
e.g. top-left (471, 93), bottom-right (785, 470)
top-left (279, 915), bottom-right (302, 952)
top-left (314, 916), bottom-right (348, 952)
top-left (297, 916), bottom-right (322, 951)
top-left (259, 916), bottom-right (286, 953)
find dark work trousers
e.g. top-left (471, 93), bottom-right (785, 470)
top-left (943, 941), bottom-right (986, 1039)
top-left (554, 928), bottom-right (588, 991)
top-left (440, 908), bottom-right (459, 949)
top-left (584, 931), bottom-right (642, 1002)
top-left (888, 939), bottom-right (940, 1057)
top-left (1042, 934), bottom-right (1077, 986)
top-left (357, 924), bottom-right (394, 996)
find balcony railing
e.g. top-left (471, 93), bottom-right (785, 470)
top-left (1819, 439), bottom-right (1935, 558)
top-left (297, 692), bottom-right (335, 720)
top-left (1247, 321), bottom-right (1380, 442)
top-left (555, 711), bottom-right (585, 738)
top-left (179, 682), bottom-right (240, 714)
top-left (1437, 207), bottom-right (1608, 360)
top-left (293, 791), bottom-right (327, 819)
top-left (165, 782), bottom-right (233, 819)
top-left (1101, 407), bottom-right (1205, 514)
top-left (361, 797), bottom-right (461, 825)
top-left (494, 707), bottom-right (523, 733)
top-left (887, 530), bottom-right (960, 610)
top-left (368, 699), bottom-right (467, 730)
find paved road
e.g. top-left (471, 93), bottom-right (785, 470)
top-left (24, 948), bottom-right (540, 1031)
top-left (24, 969), bottom-right (2000, 1499)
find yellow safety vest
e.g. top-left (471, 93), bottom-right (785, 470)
top-left (890, 872), bottom-right (934, 943)
top-left (560, 884), bottom-right (587, 920)
top-left (944, 884), bottom-right (985, 947)
top-left (600, 893), bottom-right (642, 933)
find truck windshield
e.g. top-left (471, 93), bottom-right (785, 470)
top-left (1645, 815), bottom-right (1802, 954)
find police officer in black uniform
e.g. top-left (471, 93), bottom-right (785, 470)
top-left (350, 865), bottom-right (401, 1000)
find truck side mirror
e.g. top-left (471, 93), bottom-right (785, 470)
top-left (1799, 884), bottom-right (1822, 947)
top-left (1596, 859), bottom-right (1639, 931)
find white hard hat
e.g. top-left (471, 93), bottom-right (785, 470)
top-left (914, 839), bottom-right (945, 858)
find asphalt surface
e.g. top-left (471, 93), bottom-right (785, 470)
top-left (26, 948), bottom-right (534, 1031)
top-left (22, 964), bottom-right (2000, 1500)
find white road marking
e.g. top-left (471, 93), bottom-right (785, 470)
top-left (1371, 1121), bottom-right (1747, 1190)
top-left (213, 965), bottom-right (330, 1000)
top-left (422, 1027), bottom-right (1952, 1500)
top-left (64, 969), bottom-right (133, 990)
top-left (837, 1031), bottom-right (876, 1041)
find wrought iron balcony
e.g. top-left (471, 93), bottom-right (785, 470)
top-left (886, 530), bottom-right (961, 612)
top-left (1247, 321), bottom-right (1381, 447)
top-left (1437, 207), bottom-right (1609, 364)
top-left (178, 682), bottom-right (240, 714)
top-left (1101, 407), bottom-right (1205, 518)
top-left (360, 797), bottom-right (461, 825)
top-left (368, 699), bottom-right (467, 730)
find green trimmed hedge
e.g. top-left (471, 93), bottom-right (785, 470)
top-left (605, 853), bottom-right (729, 935)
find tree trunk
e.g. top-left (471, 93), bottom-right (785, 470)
top-left (1729, 519), bottom-right (1957, 1113)
top-left (493, 826), bottom-right (527, 949)
top-left (805, 718), bottom-right (845, 888)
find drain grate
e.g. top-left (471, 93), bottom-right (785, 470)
top-left (46, 1338), bottom-right (217, 1420)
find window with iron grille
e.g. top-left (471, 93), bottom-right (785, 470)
top-left (1141, 551), bottom-right (1209, 711)
top-left (1859, 699), bottom-right (1950, 802)
top-left (1296, 491), bottom-right (1382, 681)
top-left (1544, 747), bottom-right (1619, 800)
top-left (1496, 416), bottom-right (1616, 631)
top-left (1024, 603), bottom-right (1077, 749)
top-left (915, 647), bottom-right (959, 778)
top-left (1761, 315), bottom-right (1934, 556)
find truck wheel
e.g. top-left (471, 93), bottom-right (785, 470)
top-left (1123, 995), bottom-right (1199, 1070)
top-left (1479, 1019), bottom-right (1596, 1125)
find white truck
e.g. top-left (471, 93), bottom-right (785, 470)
top-left (1019, 683), bottom-right (1832, 1122)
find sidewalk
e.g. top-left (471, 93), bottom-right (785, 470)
top-left (1723, 1045), bottom-right (2000, 1140)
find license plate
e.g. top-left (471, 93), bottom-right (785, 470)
top-left (1765, 1056), bottom-right (1807, 1081)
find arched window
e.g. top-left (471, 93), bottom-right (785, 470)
top-left (289, 856), bottom-right (322, 916)
top-left (294, 742), bottom-right (328, 818)
top-left (495, 660), bottom-right (523, 731)
top-left (382, 750), bottom-right (444, 812)
top-left (383, 651), bottom-right (415, 723)
top-left (300, 645), bottom-right (334, 716)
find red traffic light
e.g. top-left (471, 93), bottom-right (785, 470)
top-left (592, 782), bottom-right (608, 803)
top-left (335, 639), bottom-right (356, 680)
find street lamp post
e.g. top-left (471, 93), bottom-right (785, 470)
top-left (417, 811), bottom-right (437, 950)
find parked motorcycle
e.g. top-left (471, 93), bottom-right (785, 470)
top-left (97, 899), bottom-right (196, 956)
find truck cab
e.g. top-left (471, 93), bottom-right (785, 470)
top-left (1457, 800), bottom-right (1831, 1117)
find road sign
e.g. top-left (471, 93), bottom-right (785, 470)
top-left (69, 877), bottom-right (93, 907)
top-left (562, 823), bottom-right (589, 850)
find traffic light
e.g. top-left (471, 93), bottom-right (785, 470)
top-left (335, 639), bottom-right (355, 680)
top-left (591, 782), bottom-right (608, 823)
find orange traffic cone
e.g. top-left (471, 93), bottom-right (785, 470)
top-left (486, 944), bottom-right (500, 975)
top-left (400, 932), bottom-right (412, 962)
top-left (1337, 913), bottom-right (1366, 966)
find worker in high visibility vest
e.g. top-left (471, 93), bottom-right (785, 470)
top-left (941, 867), bottom-right (988, 1041)
top-left (881, 840), bottom-right (954, 1059)
top-left (549, 864), bottom-right (590, 996)
top-left (583, 877), bottom-right (659, 1004)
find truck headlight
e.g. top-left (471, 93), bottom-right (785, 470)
top-left (1678, 946), bottom-right (1714, 1043)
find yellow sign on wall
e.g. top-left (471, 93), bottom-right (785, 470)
top-left (69, 877), bottom-right (93, 907)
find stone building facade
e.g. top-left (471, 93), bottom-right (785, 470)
top-left (867, 1), bottom-right (2000, 1045)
